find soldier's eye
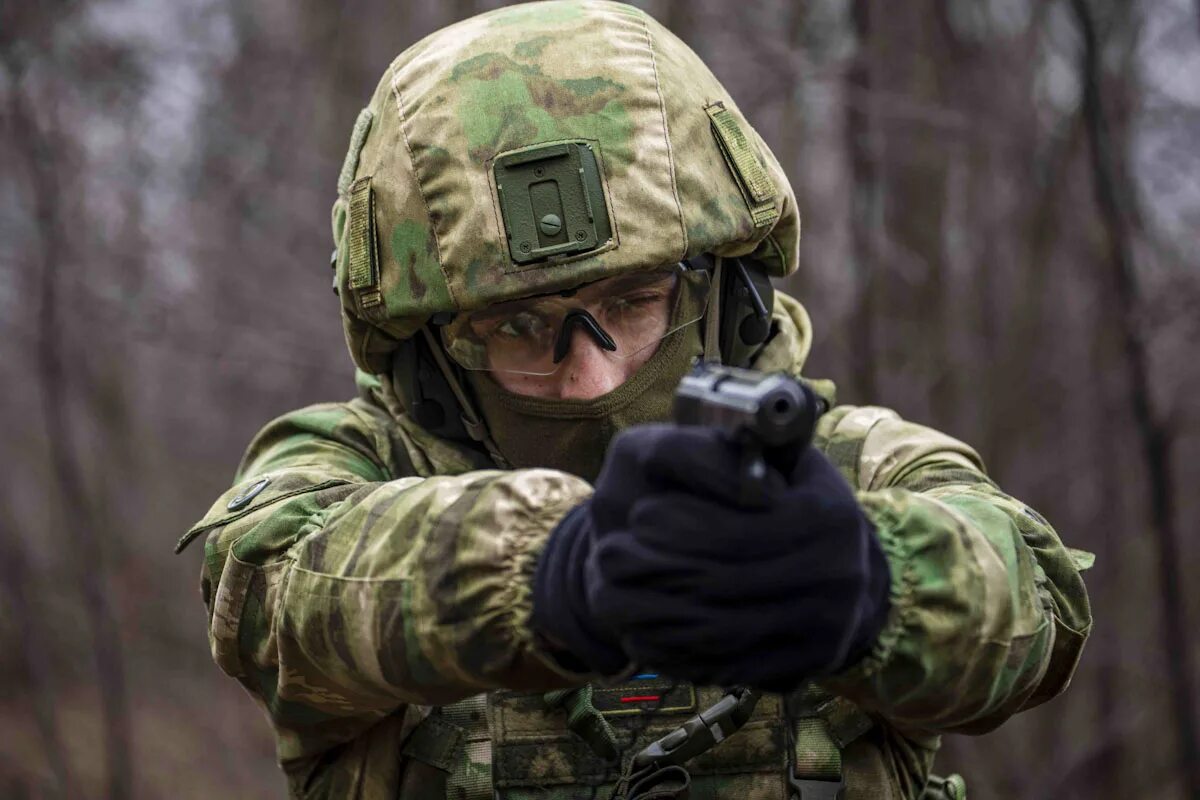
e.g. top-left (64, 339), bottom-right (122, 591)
top-left (620, 291), bottom-right (665, 307)
top-left (492, 312), bottom-right (550, 341)
top-left (603, 289), bottom-right (670, 322)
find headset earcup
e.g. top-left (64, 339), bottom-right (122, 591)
top-left (391, 335), bottom-right (471, 444)
top-left (739, 313), bottom-right (771, 348)
top-left (719, 257), bottom-right (776, 366)
top-left (413, 399), bottom-right (445, 429)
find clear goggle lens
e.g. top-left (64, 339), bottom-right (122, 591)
top-left (440, 263), bottom-right (712, 376)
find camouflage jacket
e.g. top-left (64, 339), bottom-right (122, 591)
top-left (182, 294), bottom-right (1092, 799)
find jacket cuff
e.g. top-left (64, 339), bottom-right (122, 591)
top-left (826, 491), bottom-right (920, 688)
top-left (501, 472), bottom-right (610, 685)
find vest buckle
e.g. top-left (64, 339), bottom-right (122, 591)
top-left (789, 776), bottom-right (846, 800)
top-left (629, 687), bottom-right (760, 771)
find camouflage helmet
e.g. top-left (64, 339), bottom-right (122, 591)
top-left (331, 0), bottom-right (800, 376)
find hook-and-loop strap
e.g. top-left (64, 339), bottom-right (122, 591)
top-left (705, 102), bottom-right (779, 228)
top-left (401, 694), bottom-right (493, 800)
top-left (347, 176), bottom-right (382, 308)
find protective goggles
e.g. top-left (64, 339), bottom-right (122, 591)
top-left (440, 262), bottom-right (712, 376)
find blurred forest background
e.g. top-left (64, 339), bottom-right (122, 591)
top-left (2, 0), bottom-right (1198, 797)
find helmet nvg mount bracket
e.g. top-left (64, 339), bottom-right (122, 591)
top-left (494, 141), bottom-right (613, 265)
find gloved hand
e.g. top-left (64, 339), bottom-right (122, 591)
top-left (531, 501), bottom-right (629, 676)
top-left (531, 421), bottom-right (702, 675)
top-left (534, 423), bottom-right (891, 692)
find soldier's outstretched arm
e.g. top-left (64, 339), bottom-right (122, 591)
top-left (183, 396), bottom-right (593, 763)
top-left (816, 405), bottom-right (1094, 734)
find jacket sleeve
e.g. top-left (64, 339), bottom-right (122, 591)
top-left (181, 398), bottom-right (592, 763)
top-left (816, 406), bottom-right (1093, 734)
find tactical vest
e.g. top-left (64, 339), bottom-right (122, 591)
top-left (396, 676), bottom-right (966, 800)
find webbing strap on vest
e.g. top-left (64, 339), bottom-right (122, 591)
top-left (443, 694), bottom-right (492, 800)
top-left (793, 716), bottom-right (841, 779)
top-left (404, 688), bottom-right (881, 800)
top-left (401, 713), bottom-right (463, 772)
top-left (615, 687), bottom-right (760, 800)
top-left (788, 690), bottom-right (875, 800)
top-left (790, 716), bottom-right (843, 800)
top-left (543, 685), bottom-right (620, 760)
top-left (401, 694), bottom-right (493, 800)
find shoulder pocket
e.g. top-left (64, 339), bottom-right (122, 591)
top-left (176, 469), bottom-right (355, 554)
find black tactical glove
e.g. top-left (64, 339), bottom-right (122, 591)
top-left (531, 422), bottom-right (706, 676)
top-left (532, 501), bottom-right (630, 676)
top-left (535, 423), bottom-right (891, 692)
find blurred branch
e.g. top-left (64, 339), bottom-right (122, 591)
top-left (3, 50), bottom-right (133, 799)
top-left (846, 0), bottom-right (879, 402)
top-left (1071, 3), bottom-right (1199, 799)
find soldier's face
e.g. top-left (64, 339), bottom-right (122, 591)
top-left (491, 325), bottom-right (658, 399)
top-left (442, 267), bottom-right (698, 399)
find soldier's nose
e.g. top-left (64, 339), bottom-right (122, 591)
top-left (557, 327), bottom-right (625, 400)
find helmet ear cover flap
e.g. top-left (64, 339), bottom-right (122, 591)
top-left (717, 256), bottom-right (776, 367)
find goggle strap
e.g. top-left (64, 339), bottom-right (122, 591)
top-left (703, 256), bottom-right (724, 364)
top-left (420, 326), bottom-right (512, 468)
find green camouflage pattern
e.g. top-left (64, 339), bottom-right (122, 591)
top-left (489, 686), bottom-right (788, 798)
top-left (330, 0), bottom-right (800, 373)
top-left (186, 4), bottom-right (1091, 796)
top-left (184, 290), bottom-right (1092, 799)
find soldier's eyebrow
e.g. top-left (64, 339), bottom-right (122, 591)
top-left (469, 294), bottom-right (559, 324)
top-left (469, 269), bottom-right (675, 324)
top-left (575, 269), bottom-right (676, 302)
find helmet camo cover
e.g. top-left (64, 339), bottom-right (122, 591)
top-left (331, 0), bottom-right (800, 374)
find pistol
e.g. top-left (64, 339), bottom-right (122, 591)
top-left (673, 363), bottom-right (827, 506)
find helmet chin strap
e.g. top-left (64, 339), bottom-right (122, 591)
top-left (419, 326), bottom-right (512, 469)
top-left (703, 256), bottom-right (724, 365)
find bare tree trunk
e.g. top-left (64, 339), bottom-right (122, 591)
top-left (36, 157), bottom-right (134, 800)
top-left (7, 62), bottom-right (134, 800)
top-left (846, 0), bottom-right (879, 402)
top-left (455, 0), bottom-right (477, 22)
top-left (0, 525), bottom-right (73, 798)
top-left (779, 2), bottom-right (806, 176)
top-left (659, 0), bottom-right (696, 45)
top-left (1093, 388), bottom-right (1126, 797)
top-left (1071, 2), bottom-right (1200, 798)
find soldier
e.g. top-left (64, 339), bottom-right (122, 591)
top-left (178, 2), bottom-right (1093, 798)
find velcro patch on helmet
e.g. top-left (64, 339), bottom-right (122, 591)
top-left (705, 102), bottom-right (779, 228)
top-left (338, 108), bottom-right (374, 198)
top-left (347, 176), bottom-right (381, 305)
